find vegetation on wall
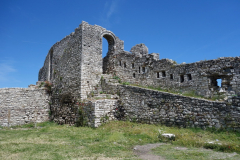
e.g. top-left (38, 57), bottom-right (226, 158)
top-left (44, 81), bottom-right (53, 94)
top-left (75, 101), bottom-right (88, 127)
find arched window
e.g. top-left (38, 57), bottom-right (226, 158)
top-left (102, 34), bottom-right (115, 58)
top-left (102, 37), bottom-right (108, 58)
top-left (102, 33), bottom-right (115, 74)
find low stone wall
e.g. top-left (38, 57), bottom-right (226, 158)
top-left (50, 94), bottom-right (78, 125)
top-left (50, 92), bottom-right (118, 127)
top-left (85, 99), bottom-right (118, 127)
top-left (0, 87), bottom-right (50, 127)
top-left (118, 85), bottom-right (240, 130)
top-left (101, 79), bottom-right (240, 130)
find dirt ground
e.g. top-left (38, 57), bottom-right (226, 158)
top-left (134, 143), bottom-right (166, 160)
top-left (133, 143), bottom-right (239, 160)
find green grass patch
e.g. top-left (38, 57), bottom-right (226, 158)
top-left (125, 83), bottom-right (225, 101)
top-left (0, 121), bottom-right (239, 159)
top-left (153, 144), bottom-right (240, 160)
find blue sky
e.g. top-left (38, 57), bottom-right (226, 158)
top-left (0, 0), bottom-right (240, 88)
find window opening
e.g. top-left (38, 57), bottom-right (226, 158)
top-left (217, 79), bottom-right (222, 87)
top-left (187, 74), bottom-right (192, 80)
top-left (139, 67), bottom-right (140, 73)
top-left (102, 37), bottom-right (108, 58)
top-left (133, 73), bottom-right (135, 78)
top-left (132, 63), bottom-right (134, 68)
top-left (142, 67), bottom-right (145, 73)
top-left (124, 62), bottom-right (126, 68)
top-left (180, 75), bottom-right (184, 83)
top-left (102, 34), bottom-right (115, 74)
top-left (170, 74), bottom-right (173, 80)
top-left (162, 71), bottom-right (166, 77)
top-left (210, 77), bottom-right (222, 88)
top-left (119, 61), bottom-right (121, 66)
top-left (157, 72), bottom-right (160, 78)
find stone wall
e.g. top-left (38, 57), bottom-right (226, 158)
top-left (49, 94), bottom-right (78, 125)
top-left (50, 94), bottom-right (118, 127)
top-left (111, 49), bottom-right (240, 98)
top-left (38, 21), bottom-right (124, 99)
top-left (38, 21), bottom-right (240, 100)
top-left (85, 99), bottom-right (118, 127)
top-left (101, 79), bottom-right (240, 130)
top-left (0, 86), bottom-right (50, 127)
top-left (80, 22), bottom-right (124, 99)
top-left (37, 21), bottom-right (240, 130)
top-left (38, 32), bottom-right (73, 82)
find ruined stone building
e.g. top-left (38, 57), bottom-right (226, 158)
top-left (1, 21), bottom-right (240, 130)
top-left (38, 21), bottom-right (240, 99)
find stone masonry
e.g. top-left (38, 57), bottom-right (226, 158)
top-left (37, 21), bottom-right (240, 129)
top-left (39, 21), bottom-right (240, 99)
top-left (1, 21), bottom-right (240, 129)
top-left (0, 84), bottom-right (50, 127)
top-left (101, 78), bottom-right (240, 130)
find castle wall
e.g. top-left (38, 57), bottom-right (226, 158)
top-left (80, 22), bottom-right (124, 99)
top-left (38, 33), bottom-right (73, 82)
top-left (100, 80), bottom-right (240, 130)
top-left (87, 99), bottom-right (118, 127)
top-left (50, 95), bottom-right (118, 127)
top-left (112, 51), bottom-right (240, 98)
top-left (0, 87), bottom-right (50, 127)
top-left (36, 21), bottom-right (240, 130)
top-left (51, 25), bottom-right (83, 98)
top-left (38, 23), bottom-right (84, 101)
top-left (38, 21), bottom-right (124, 99)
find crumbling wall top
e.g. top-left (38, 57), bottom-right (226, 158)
top-left (130, 43), bottom-right (148, 57)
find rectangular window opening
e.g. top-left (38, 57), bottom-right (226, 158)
top-left (170, 74), bottom-right (173, 80)
top-left (157, 72), bottom-right (160, 78)
top-left (142, 67), bottom-right (145, 73)
top-left (133, 73), bottom-right (135, 78)
top-left (217, 79), bottom-right (222, 87)
top-left (119, 61), bottom-right (121, 66)
top-left (132, 63), bottom-right (134, 68)
top-left (180, 75), bottom-right (184, 83)
top-left (162, 71), bottom-right (166, 77)
top-left (124, 62), bottom-right (126, 68)
top-left (139, 67), bottom-right (140, 73)
top-left (187, 74), bottom-right (192, 80)
top-left (210, 77), bottom-right (223, 88)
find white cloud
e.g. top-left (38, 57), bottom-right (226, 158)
top-left (100, 0), bottom-right (120, 28)
top-left (107, 0), bottom-right (118, 19)
top-left (0, 61), bottom-right (16, 82)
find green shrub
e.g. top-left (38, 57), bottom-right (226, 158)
top-left (44, 81), bottom-right (53, 94)
top-left (75, 105), bottom-right (88, 127)
top-left (122, 82), bottom-right (130, 85)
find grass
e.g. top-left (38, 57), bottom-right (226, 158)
top-left (110, 75), bottom-right (228, 101)
top-left (0, 121), bottom-right (239, 159)
top-left (125, 83), bottom-right (225, 101)
top-left (153, 144), bottom-right (240, 160)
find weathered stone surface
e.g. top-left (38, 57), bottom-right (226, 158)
top-left (2, 21), bottom-right (240, 130)
top-left (101, 79), bottom-right (240, 130)
top-left (0, 86), bottom-right (49, 127)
